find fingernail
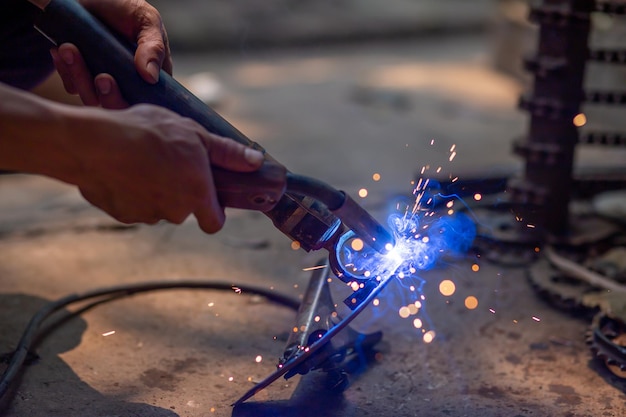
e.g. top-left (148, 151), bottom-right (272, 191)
top-left (60, 48), bottom-right (74, 65)
top-left (95, 77), bottom-right (111, 95)
top-left (244, 148), bottom-right (264, 166)
top-left (146, 61), bottom-right (159, 83)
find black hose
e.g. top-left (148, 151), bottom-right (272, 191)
top-left (0, 280), bottom-right (300, 401)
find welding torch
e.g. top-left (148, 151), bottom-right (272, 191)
top-left (30, 0), bottom-right (395, 267)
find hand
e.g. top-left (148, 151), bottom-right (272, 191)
top-left (66, 104), bottom-right (264, 233)
top-left (51, 0), bottom-right (171, 108)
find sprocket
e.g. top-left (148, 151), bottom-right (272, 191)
top-left (586, 313), bottom-right (626, 378)
top-left (526, 258), bottom-right (598, 316)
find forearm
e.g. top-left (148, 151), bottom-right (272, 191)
top-left (0, 81), bottom-right (89, 183)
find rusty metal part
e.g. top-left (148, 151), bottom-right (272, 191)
top-left (510, 0), bottom-right (594, 237)
top-left (587, 313), bottom-right (626, 378)
top-left (526, 258), bottom-right (598, 315)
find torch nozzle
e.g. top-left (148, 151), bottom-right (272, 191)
top-left (285, 173), bottom-right (395, 254)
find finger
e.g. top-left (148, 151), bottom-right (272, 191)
top-left (202, 134), bottom-right (265, 173)
top-left (194, 198), bottom-right (226, 234)
top-left (57, 43), bottom-right (99, 106)
top-left (134, 10), bottom-right (171, 83)
top-left (94, 74), bottom-right (129, 110)
top-left (193, 170), bottom-right (225, 234)
top-left (51, 48), bottom-right (77, 95)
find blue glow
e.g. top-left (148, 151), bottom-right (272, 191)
top-left (337, 207), bottom-right (476, 283)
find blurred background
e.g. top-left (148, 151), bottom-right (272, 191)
top-left (5, 1), bottom-right (626, 416)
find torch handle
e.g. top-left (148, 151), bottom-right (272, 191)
top-left (35, 0), bottom-right (256, 149)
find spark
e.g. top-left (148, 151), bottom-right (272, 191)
top-left (573, 113), bottom-right (586, 127)
top-left (450, 144), bottom-right (456, 152)
top-left (471, 264), bottom-right (480, 272)
top-left (449, 151), bottom-right (457, 162)
top-left (423, 330), bottom-right (436, 343)
top-left (314, 315), bottom-right (321, 322)
top-left (358, 188), bottom-right (368, 198)
top-left (207, 302), bottom-right (215, 307)
top-left (291, 241), bottom-right (301, 250)
top-left (439, 280), bottom-right (456, 296)
top-left (333, 168), bottom-right (476, 342)
top-left (372, 173), bottom-right (381, 181)
top-left (532, 316), bottom-right (541, 322)
top-left (430, 139), bottom-right (435, 145)
top-left (255, 355), bottom-right (263, 363)
top-left (102, 330), bottom-right (116, 337)
top-left (302, 265), bottom-right (326, 271)
top-left (527, 224), bottom-right (536, 229)
top-left (351, 238), bottom-right (364, 251)
top-left (473, 193), bottom-right (482, 201)
top-left (464, 296), bottom-right (479, 310)
top-left (228, 376), bottom-right (234, 382)
top-left (489, 308), bottom-right (496, 314)
top-left (232, 286), bottom-right (242, 294)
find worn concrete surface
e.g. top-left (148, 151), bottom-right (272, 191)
top-left (2, 31), bottom-right (626, 417)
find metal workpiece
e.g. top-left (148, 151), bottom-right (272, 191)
top-left (234, 261), bottom-right (385, 405)
top-left (279, 261), bottom-right (380, 380)
top-left (280, 262), bottom-right (337, 367)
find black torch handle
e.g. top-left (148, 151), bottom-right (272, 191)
top-left (35, 0), bottom-right (256, 150)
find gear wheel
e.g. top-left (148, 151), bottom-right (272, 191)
top-left (586, 313), bottom-right (626, 378)
top-left (526, 258), bottom-right (598, 316)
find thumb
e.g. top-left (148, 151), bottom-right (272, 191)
top-left (203, 134), bottom-right (265, 173)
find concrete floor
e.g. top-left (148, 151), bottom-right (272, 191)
top-left (2, 34), bottom-right (626, 417)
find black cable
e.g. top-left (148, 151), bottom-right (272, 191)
top-left (0, 280), bottom-right (300, 401)
top-left (286, 173), bottom-right (346, 211)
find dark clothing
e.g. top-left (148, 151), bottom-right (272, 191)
top-left (0, 0), bottom-right (54, 89)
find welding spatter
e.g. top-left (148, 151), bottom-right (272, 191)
top-left (33, 0), bottom-right (396, 263)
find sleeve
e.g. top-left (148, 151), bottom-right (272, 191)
top-left (0, 0), bottom-right (55, 90)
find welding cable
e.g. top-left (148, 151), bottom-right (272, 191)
top-left (285, 173), bottom-right (346, 210)
top-left (0, 280), bottom-right (300, 402)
